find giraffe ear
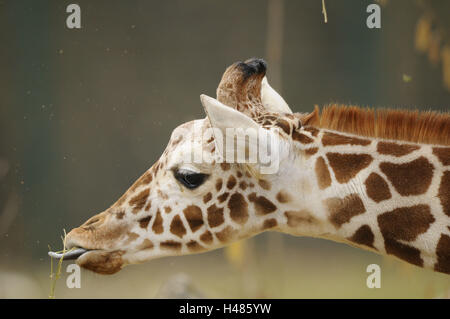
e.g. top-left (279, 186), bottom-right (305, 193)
top-left (200, 94), bottom-right (260, 133)
top-left (261, 76), bottom-right (292, 114)
top-left (200, 94), bottom-right (282, 175)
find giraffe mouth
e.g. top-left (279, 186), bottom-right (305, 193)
top-left (48, 246), bottom-right (125, 275)
top-left (48, 248), bottom-right (90, 261)
top-left (76, 249), bottom-right (125, 274)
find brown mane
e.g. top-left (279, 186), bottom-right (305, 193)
top-left (302, 104), bottom-right (450, 146)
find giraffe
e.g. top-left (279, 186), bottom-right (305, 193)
top-left (53, 58), bottom-right (450, 276)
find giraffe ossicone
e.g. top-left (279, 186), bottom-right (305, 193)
top-left (54, 58), bottom-right (449, 276)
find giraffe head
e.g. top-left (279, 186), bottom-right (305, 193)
top-left (63, 59), bottom-right (300, 274)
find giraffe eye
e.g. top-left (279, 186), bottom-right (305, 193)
top-left (174, 169), bottom-right (208, 189)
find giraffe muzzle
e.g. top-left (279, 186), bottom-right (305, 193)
top-left (48, 247), bottom-right (125, 274)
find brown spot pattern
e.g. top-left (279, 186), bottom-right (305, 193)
top-left (183, 205), bottom-right (204, 232)
top-left (327, 153), bottom-right (373, 184)
top-left (276, 191), bottom-right (291, 203)
top-left (322, 132), bottom-right (371, 146)
top-left (276, 119), bottom-right (291, 134)
top-left (292, 131), bottom-right (313, 144)
top-left (364, 173), bottom-right (391, 203)
top-left (303, 126), bottom-right (319, 137)
top-left (284, 210), bottom-right (317, 227)
top-left (378, 204), bottom-right (434, 242)
top-left (215, 226), bottom-right (237, 243)
top-left (218, 192), bottom-right (230, 203)
top-left (258, 179), bottom-right (271, 190)
top-left (115, 210), bottom-right (125, 220)
top-left (325, 194), bottom-right (366, 228)
top-left (200, 230), bottom-right (213, 244)
top-left (140, 171), bottom-right (153, 184)
top-left (377, 141), bottom-right (420, 157)
top-left (239, 181), bottom-right (248, 190)
top-left (187, 240), bottom-right (204, 252)
top-left (262, 218), bottom-right (278, 230)
top-left (434, 234), bottom-right (450, 274)
top-left (130, 171), bottom-right (153, 192)
top-left (384, 238), bottom-right (423, 267)
top-left (227, 175), bottom-right (237, 189)
top-left (170, 215), bottom-right (186, 238)
top-left (215, 178), bottom-right (223, 191)
top-left (139, 216), bottom-right (152, 229)
top-left (348, 225), bottom-right (375, 248)
top-left (203, 192), bottom-right (212, 203)
top-left (379, 157), bottom-right (433, 196)
top-left (152, 210), bottom-right (163, 234)
top-left (377, 204), bottom-right (434, 267)
top-left (207, 204), bottom-right (224, 228)
top-left (304, 147), bottom-right (318, 156)
top-left (228, 193), bottom-right (249, 224)
top-left (315, 156), bottom-right (332, 190)
top-left (160, 240), bottom-right (182, 251)
top-left (433, 147), bottom-right (450, 166)
top-left (129, 188), bottom-right (150, 213)
top-left (438, 171), bottom-right (450, 217)
top-left (248, 193), bottom-right (277, 215)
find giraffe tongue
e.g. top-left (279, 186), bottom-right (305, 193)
top-left (48, 248), bottom-right (88, 261)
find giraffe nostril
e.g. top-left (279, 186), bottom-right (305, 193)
top-left (81, 216), bottom-right (105, 230)
top-left (80, 211), bottom-right (110, 229)
top-left (84, 217), bottom-right (100, 226)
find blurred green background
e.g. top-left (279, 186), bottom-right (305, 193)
top-left (0, 0), bottom-right (449, 298)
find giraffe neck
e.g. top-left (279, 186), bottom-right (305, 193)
top-left (277, 126), bottom-right (450, 273)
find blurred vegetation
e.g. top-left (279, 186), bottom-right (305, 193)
top-left (412, 0), bottom-right (450, 90)
top-left (0, 0), bottom-right (449, 298)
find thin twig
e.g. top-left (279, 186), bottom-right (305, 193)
top-left (322, 0), bottom-right (328, 23)
top-left (49, 229), bottom-right (68, 299)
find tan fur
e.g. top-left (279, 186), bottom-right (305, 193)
top-left (304, 104), bottom-right (450, 146)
